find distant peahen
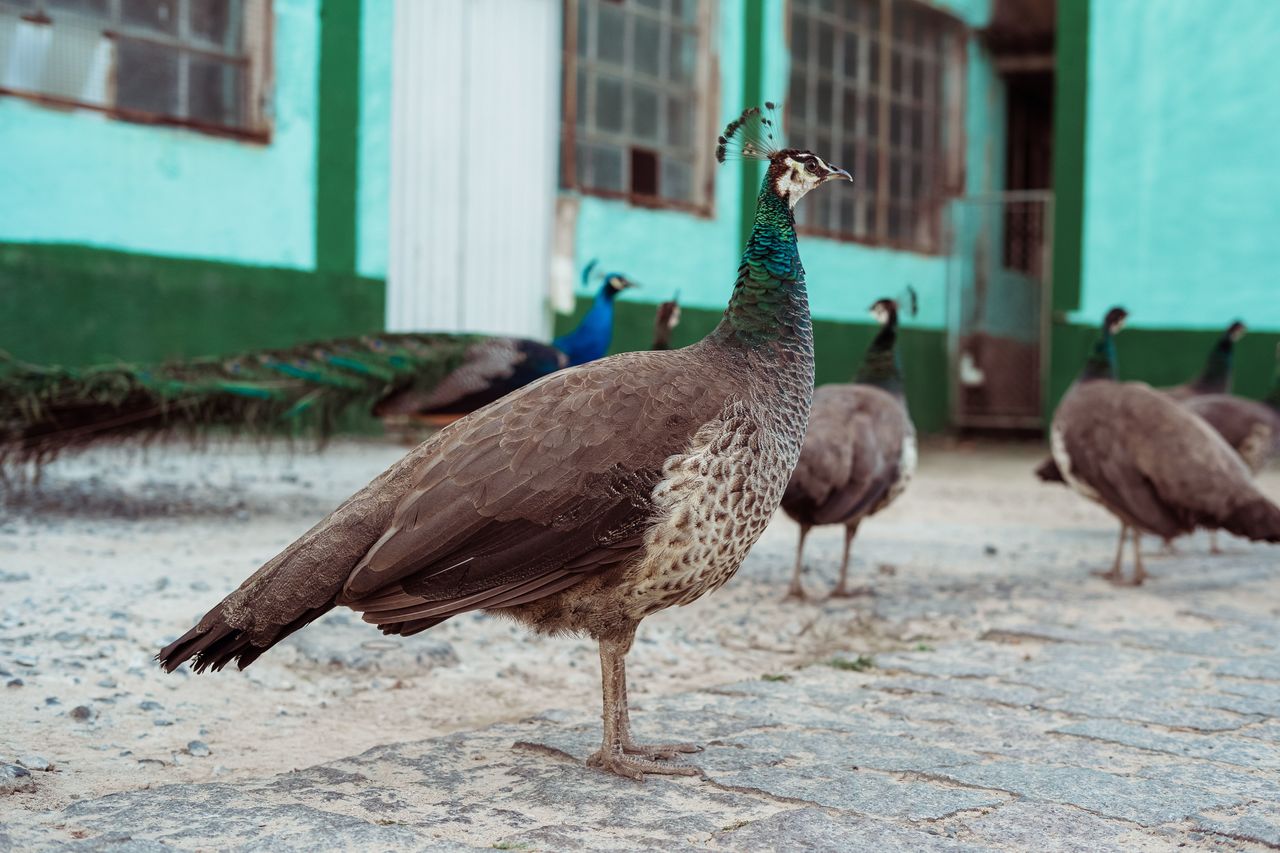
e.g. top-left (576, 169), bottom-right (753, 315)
top-left (1049, 308), bottom-right (1280, 584)
top-left (0, 263), bottom-right (642, 470)
top-left (157, 104), bottom-right (852, 780)
top-left (780, 291), bottom-right (917, 599)
top-left (651, 295), bottom-right (681, 351)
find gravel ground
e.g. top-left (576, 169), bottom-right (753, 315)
top-left (1, 437), bottom-right (1277, 850)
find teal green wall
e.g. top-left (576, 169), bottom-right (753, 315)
top-left (569, 3), bottom-right (747, 321)
top-left (358, 0), bottom-right (393, 278)
top-left (0, 0), bottom-right (322, 269)
top-left (1076, 0), bottom-right (1280, 332)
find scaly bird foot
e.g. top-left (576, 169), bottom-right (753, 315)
top-left (1090, 567), bottom-right (1124, 583)
top-left (622, 739), bottom-right (703, 760)
top-left (586, 748), bottom-right (701, 781)
top-left (829, 584), bottom-right (875, 599)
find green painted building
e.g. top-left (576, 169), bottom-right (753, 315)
top-left (1, 0), bottom-right (1276, 434)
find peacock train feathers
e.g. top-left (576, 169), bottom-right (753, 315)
top-left (0, 333), bottom-right (483, 470)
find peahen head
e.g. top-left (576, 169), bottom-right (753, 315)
top-left (1226, 320), bottom-right (1247, 344)
top-left (1081, 306), bottom-right (1128, 382)
top-left (716, 103), bottom-right (851, 208)
top-left (870, 298), bottom-right (900, 328)
top-left (1104, 306), bottom-right (1129, 336)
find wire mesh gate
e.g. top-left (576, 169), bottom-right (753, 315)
top-left (946, 191), bottom-right (1054, 429)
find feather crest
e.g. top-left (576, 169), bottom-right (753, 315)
top-left (715, 102), bottom-right (783, 164)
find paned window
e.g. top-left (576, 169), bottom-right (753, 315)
top-left (561, 0), bottom-right (716, 211)
top-left (0, 0), bottom-right (272, 138)
top-left (787, 0), bottom-right (962, 252)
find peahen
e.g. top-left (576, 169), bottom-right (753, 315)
top-left (0, 263), bottom-right (640, 470)
top-left (780, 291), bottom-right (917, 599)
top-left (1035, 319), bottom-right (1251, 484)
top-left (1049, 307), bottom-right (1280, 585)
top-left (157, 104), bottom-right (851, 780)
top-left (651, 295), bottom-right (681, 351)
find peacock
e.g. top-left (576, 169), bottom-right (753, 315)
top-left (780, 290), bottom-right (917, 599)
top-left (157, 104), bottom-right (852, 780)
top-left (1049, 308), bottom-right (1280, 585)
top-left (651, 294), bottom-right (681, 351)
top-left (0, 263), bottom-right (643, 471)
top-left (551, 261), bottom-right (638, 364)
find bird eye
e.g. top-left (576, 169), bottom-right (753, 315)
top-left (805, 160), bottom-right (818, 174)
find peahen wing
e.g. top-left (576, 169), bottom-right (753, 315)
top-left (338, 344), bottom-right (741, 628)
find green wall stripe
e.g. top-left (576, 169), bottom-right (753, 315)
top-left (1050, 0), bottom-right (1088, 316)
top-left (315, 0), bottom-right (363, 274)
top-left (1047, 0), bottom-right (1090, 421)
top-left (0, 243), bottom-right (384, 366)
top-left (738, 0), bottom-right (766, 251)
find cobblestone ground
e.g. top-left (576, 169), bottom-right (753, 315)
top-left (1, 440), bottom-right (1277, 851)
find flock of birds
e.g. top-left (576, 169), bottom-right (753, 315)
top-left (5, 104), bottom-right (1279, 782)
top-left (1041, 311), bottom-right (1280, 583)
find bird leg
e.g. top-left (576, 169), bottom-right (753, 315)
top-left (615, 656), bottom-right (702, 761)
top-left (586, 626), bottom-right (700, 780)
top-left (783, 524), bottom-right (811, 601)
top-left (830, 523), bottom-right (873, 598)
top-left (1128, 531), bottom-right (1148, 585)
top-left (1092, 524), bottom-right (1128, 583)
top-left (1209, 530), bottom-right (1222, 555)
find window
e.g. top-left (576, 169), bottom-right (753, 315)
top-left (0, 0), bottom-right (271, 139)
top-left (787, 0), bottom-right (961, 252)
top-left (561, 0), bottom-right (716, 211)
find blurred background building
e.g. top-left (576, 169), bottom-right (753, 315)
top-left (1, 0), bottom-right (1277, 434)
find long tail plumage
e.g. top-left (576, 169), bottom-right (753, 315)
top-left (0, 333), bottom-right (479, 470)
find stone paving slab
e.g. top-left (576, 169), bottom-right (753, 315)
top-left (4, 625), bottom-right (1278, 852)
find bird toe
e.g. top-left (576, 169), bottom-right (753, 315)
top-left (587, 749), bottom-right (701, 781)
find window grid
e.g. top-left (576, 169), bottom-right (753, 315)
top-left (787, 0), bottom-right (956, 253)
top-left (0, 0), bottom-right (270, 139)
top-left (561, 0), bottom-right (714, 212)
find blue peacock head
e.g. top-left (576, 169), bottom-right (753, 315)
top-left (716, 102), bottom-right (852, 207)
top-left (581, 259), bottom-right (639, 302)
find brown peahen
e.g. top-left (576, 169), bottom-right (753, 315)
top-left (780, 292), bottom-right (917, 600)
top-left (1049, 308), bottom-right (1280, 585)
top-left (157, 105), bottom-right (851, 780)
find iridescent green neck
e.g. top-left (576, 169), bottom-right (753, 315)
top-left (855, 322), bottom-right (905, 397)
top-left (1080, 329), bottom-right (1118, 382)
top-left (719, 186), bottom-right (808, 347)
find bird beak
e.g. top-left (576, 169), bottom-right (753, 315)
top-left (824, 167), bottom-right (853, 183)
